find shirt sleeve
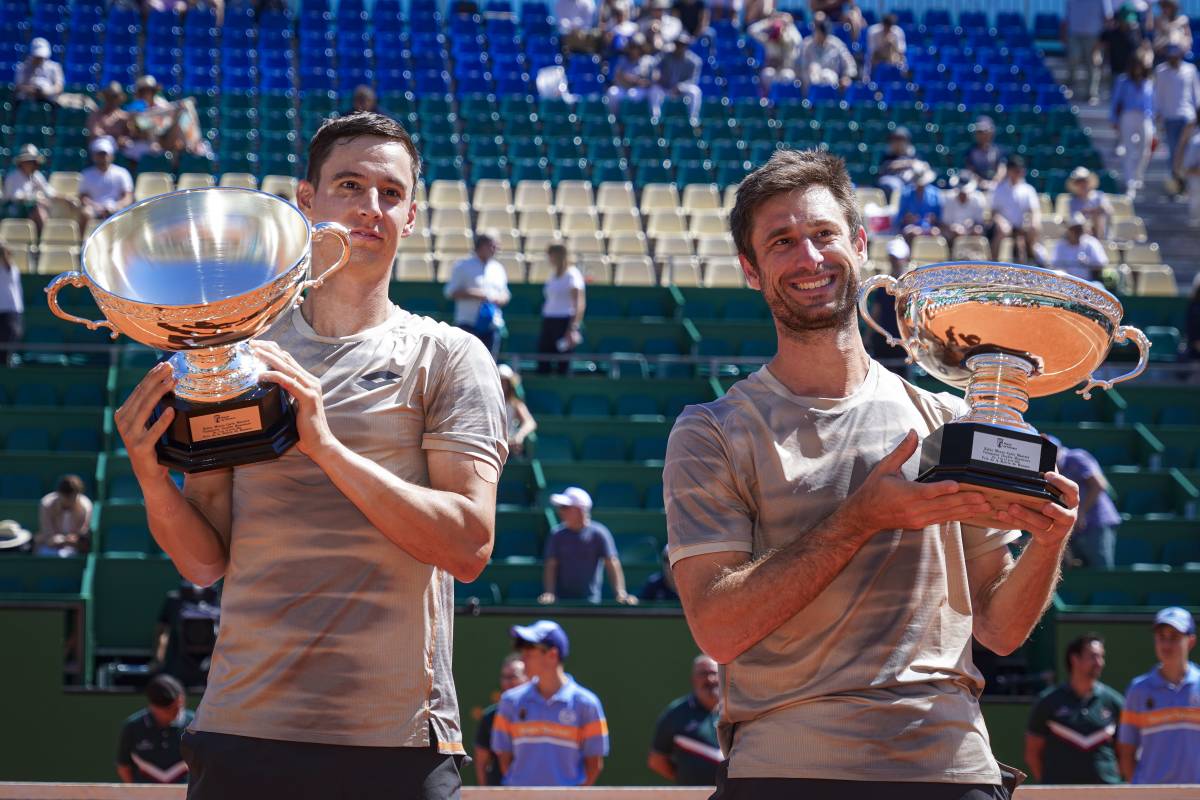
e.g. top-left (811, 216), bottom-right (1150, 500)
top-left (1117, 684), bottom-right (1143, 746)
top-left (115, 721), bottom-right (134, 767)
top-left (422, 332), bottom-right (509, 473)
top-left (443, 260), bottom-right (466, 299)
top-left (569, 267), bottom-right (585, 291)
top-left (490, 697), bottom-right (514, 754)
top-left (474, 709), bottom-right (495, 751)
top-left (961, 522), bottom-right (1022, 560)
top-left (545, 530), bottom-right (560, 561)
top-left (651, 706), bottom-right (676, 755)
top-left (579, 694), bottom-right (610, 758)
top-left (119, 168), bottom-right (133, 195)
top-left (663, 406), bottom-right (754, 565)
top-left (598, 524), bottom-right (618, 560)
top-left (1026, 692), bottom-right (1052, 735)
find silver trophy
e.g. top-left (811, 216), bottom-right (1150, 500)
top-left (859, 261), bottom-right (1150, 527)
top-left (46, 187), bottom-right (352, 472)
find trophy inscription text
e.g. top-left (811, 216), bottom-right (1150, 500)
top-left (189, 406), bottom-right (265, 442)
top-left (969, 434), bottom-right (1042, 472)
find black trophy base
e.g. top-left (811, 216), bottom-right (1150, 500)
top-left (149, 382), bottom-right (298, 473)
top-left (918, 422), bottom-right (1063, 529)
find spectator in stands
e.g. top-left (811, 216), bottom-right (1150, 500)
top-left (1052, 213), bottom-right (1110, 280)
top-left (799, 17), bottom-right (856, 90)
top-left (605, 34), bottom-right (659, 112)
top-left (1116, 606), bottom-right (1200, 784)
top-left (122, 75), bottom-right (170, 162)
top-left (87, 82), bottom-right (134, 153)
top-left (1025, 633), bottom-right (1123, 784)
top-left (649, 34), bottom-right (703, 124)
top-left (154, 579), bottom-right (221, 689)
top-left (498, 365), bottom-right (537, 457)
top-left (962, 115), bottom-right (1006, 192)
top-left (747, 12), bottom-right (803, 88)
top-left (1048, 434), bottom-right (1121, 569)
top-left (1183, 126), bottom-right (1200, 227)
top-left (0, 519), bottom-right (33, 554)
top-left (492, 620), bottom-right (609, 786)
top-left (116, 674), bottom-right (193, 784)
top-left (348, 84), bottom-right (382, 116)
top-left (1153, 43), bottom-right (1200, 196)
top-left (1063, 0), bottom-right (1112, 103)
top-left (557, 0), bottom-right (599, 52)
top-left (0, 244), bottom-right (21, 368)
top-left (79, 137), bottom-right (134, 226)
top-left (445, 231), bottom-right (511, 358)
top-left (865, 13), bottom-right (907, 77)
top-left (600, 0), bottom-right (641, 59)
top-left (1186, 274), bottom-right (1200, 358)
top-left (33, 474), bottom-right (92, 558)
top-left (537, 243), bottom-right (586, 375)
top-left (1103, 5), bottom-right (1152, 85)
top-left (941, 174), bottom-right (988, 247)
top-left (639, 0), bottom-right (683, 44)
top-left (474, 654), bottom-right (528, 787)
top-left (539, 487), bottom-right (638, 606)
top-left (894, 165), bottom-right (943, 246)
top-left (639, 545), bottom-right (680, 602)
top-left (2, 144), bottom-right (56, 232)
top-left (648, 655), bottom-right (721, 785)
top-left (1066, 167), bottom-right (1114, 239)
top-left (14, 37), bottom-right (63, 104)
top-left (989, 155), bottom-right (1044, 266)
top-left (673, 0), bottom-right (710, 39)
top-left (1151, 0), bottom-right (1192, 61)
top-left (1111, 58), bottom-right (1156, 198)
top-left (876, 127), bottom-right (926, 201)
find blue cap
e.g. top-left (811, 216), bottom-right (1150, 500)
top-left (511, 620), bottom-right (570, 659)
top-left (1154, 606), bottom-right (1196, 635)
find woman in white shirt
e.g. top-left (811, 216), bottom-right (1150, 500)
top-left (2, 144), bottom-right (56, 232)
top-left (536, 243), bottom-right (586, 375)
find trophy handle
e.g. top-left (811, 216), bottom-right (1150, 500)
top-left (297, 222), bottom-right (353, 301)
top-left (45, 271), bottom-right (119, 340)
top-left (857, 273), bottom-right (918, 364)
top-left (1076, 325), bottom-right (1152, 400)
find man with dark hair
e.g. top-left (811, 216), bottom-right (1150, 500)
top-left (444, 231), bottom-right (511, 357)
top-left (1025, 634), bottom-right (1123, 784)
top-left (113, 111), bottom-right (508, 800)
top-left (666, 148), bottom-right (1080, 800)
top-left (648, 655), bottom-right (721, 785)
top-left (116, 674), bottom-right (193, 784)
top-left (473, 654), bottom-right (528, 786)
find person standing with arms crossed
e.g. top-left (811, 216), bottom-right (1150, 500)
top-left (113, 112), bottom-right (508, 800)
top-left (663, 149), bottom-right (1080, 800)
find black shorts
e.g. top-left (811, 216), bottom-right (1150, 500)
top-left (181, 729), bottom-right (462, 800)
top-left (709, 762), bottom-right (1010, 800)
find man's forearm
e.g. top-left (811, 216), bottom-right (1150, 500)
top-left (143, 475), bottom-right (228, 586)
top-left (606, 558), bottom-right (628, 596)
top-left (974, 539), bottom-right (1067, 655)
top-left (310, 442), bottom-right (491, 581)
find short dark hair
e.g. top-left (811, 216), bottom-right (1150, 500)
top-left (57, 474), bottom-right (85, 496)
top-left (883, 13), bottom-right (898, 25)
top-left (1064, 633), bottom-right (1104, 672)
top-left (729, 148), bottom-right (863, 267)
top-left (813, 18), bottom-right (830, 35)
top-left (146, 673), bottom-right (185, 708)
top-left (305, 112), bottom-right (421, 189)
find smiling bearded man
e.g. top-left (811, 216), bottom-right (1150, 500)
top-left (113, 112), bottom-right (508, 800)
top-left (662, 149), bottom-right (1080, 800)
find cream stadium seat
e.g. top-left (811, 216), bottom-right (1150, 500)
top-left (431, 207), bottom-right (471, 232)
top-left (427, 180), bottom-right (469, 210)
top-left (560, 210), bottom-right (599, 236)
top-left (697, 236), bottom-right (736, 257)
top-left (261, 175), bottom-right (298, 201)
top-left (218, 172), bottom-right (257, 190)
top-left (393, 253), bottom-right (435, 282)
top-left (496, 253), bottom-right (526, 283)
top-left (1053, 193), bottom-right (1072, 220)
top-left (646, 212), bottom-right (687, 238)
top-left (1108, 194), bottom-right (1135, 221)
top-left (0, 218), bottom-right (37, 249)
top-left (951, 235), bottom-right (990, 261)
top-left (613, 256), bottom-right (656, 286)
top-left (472, 179), bottom-right (512, 211)
top-left (36, 244), bottom-right (80, 275)
top-left (1038, 193), bottom-right (1053, 217)
top-left (40, 219), bottom-right (80, 247)
top-left (48, 171), bottom-right (81, 200)
top-left (722, 184), bottom-right (739, 213)
top-left (664, 258), bottom-right (701, 287)
top-left (434, 230), bottom-right (474, 260)
top-left (596, 181), bottom-right (636, 213)
top-left (489, 229), bottom-right (521, 253)
top-left (514, 180), bottom-right (553, 212)
top-left (608, 232), bottom-right (649, 256)
top-left (555, 180), bottom-right (594, 211)
top-left (527, 259), bottom-right (553, 283)
top-left (910, 236), bottom-right (949, 262)
top-left (1040, 217), bottom-right (1065, 240)
top-left (134, 172), bottom-right (175, 202)
top-left (855, 186), bottom-right (887, 213)
top-left (568, 232), bottom-right (606, 255)
top-left (519, 209), bottom-right (558, 235)
top-left (1135, 264), bottom-right (1178, 296)
top-left (523, 232), bottom-right (564, 255)
top-left (601, 210), bottom-right (641, 235)
top-left (177, 172), bottom-right (215, 190)
top-left (654, 235), bottom-right (694, 258)
top-left (688, 212), bottom-right (726, 238)
top-left (581, 255), bottom-right (613, 284)
top-left (682, 184), bottom-right (721, 213)
top-left (640, 184), bottom-right (680, 214)
top-left (5, 244), bottom-right (32, 273)
top-left (1112, 217), bottom-right (1148, 243)
top-left (476, 208), bottom-right (516, 232)
top-left (398, 229), bottom-right (432, 254)
top-left (704, 257), bottom-right (745, 287)
top-left (1124, 242), bottom-right (1162, 265)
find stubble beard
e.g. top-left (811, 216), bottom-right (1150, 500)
top-left (758, 262), bottom-right (861, 341)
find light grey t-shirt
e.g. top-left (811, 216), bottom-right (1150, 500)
top-left (192, 305), bottom-right (508, 752)
top-left (664, 361), bottom-right (1019, 782)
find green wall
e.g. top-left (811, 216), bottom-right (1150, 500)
top-left (0, 606), bottom-right (1085, 784)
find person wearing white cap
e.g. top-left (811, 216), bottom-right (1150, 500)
top-left (498, 365), bottom-right (537, 456)
top-left (539, 487), bottom-right (638, 606)
top-left (1052, 212), bottom-right (1109, 281)
top-left (78, 136), bottom-right (134, 224)
top-left (0, 519), bottom-right (33, 554)
top-left (2, 143), bottom-right (56, 231)
top-left (1116, 606), bottom-right (1200, 784)
top-left (14, 37), bottom-right (63, 103)
top-left (940, 174), bottom-right (988, 246)
top-left (1065, 167), bottom-right (1113, 240)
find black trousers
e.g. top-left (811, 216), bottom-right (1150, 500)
top-left (709, 762), bottom-right (1010, 800)
top-left (181, 729), bottom-right (462, 800)
top-left (536, 315), bottom-right (573, 375)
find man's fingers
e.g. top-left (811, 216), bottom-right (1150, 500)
top-left (259, 370), bottom-right (303, 397)
top-left (145, 405), bottom-right (175, 439)
top-left (117, 364), bottom-right (174, 431)
top-left (917, 479), bottom-right (963, 499)
top-left (1044, 472), bottom-right (1080, 508)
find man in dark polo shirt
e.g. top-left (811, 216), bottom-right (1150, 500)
top-left (116, 674), bottom-right (194, 784)
top-left (648, 655), bottom-right (722, 785)
top-left (1025, 633), bottom-right (1123, 784)
top-left (473, 653), bottom-right (527, 786)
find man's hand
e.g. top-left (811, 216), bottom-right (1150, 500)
top-left (537, 592), bottom-right (556, 605)
top-left (252, 341), bottom-right (337, 459)
top-left (994, 472), bottom-right (1079, 545)
top-left (113, 362), bottom-right (176, 483)
top-left (843, 430), bottom-right (992, 534)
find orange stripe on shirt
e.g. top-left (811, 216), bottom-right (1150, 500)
top-left (1120, 706), bottom-right (1200, 729)
top-left (509, 721), bottom-right (584, 742)
top-left (580, 719), bottom-right (609, 740)
top-left (493, 714), bottom-right (512, 734)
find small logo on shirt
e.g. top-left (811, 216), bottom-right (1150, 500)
top-left (559, 709), bottom-right (578, 725)
top-left (518, 708), bottom-right (527, 721)
top-left (358, 370), bottom-right (403, 389)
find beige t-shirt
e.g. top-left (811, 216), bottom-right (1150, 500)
top-left (664, 361), bottom-right (1019, 782)
top-left (192, 305), bottom-right (508, 752)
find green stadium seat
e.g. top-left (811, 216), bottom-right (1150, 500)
top-left (616, 394), bottom-right (660, 418)
top-left (505, 580), bottom-right (545, 601)
top-left (1091, 590), bottom-right (1135, 605)
top-left (63, 383), bottom-right (106, 407)
top-left (581, 434), bottom-right (626, 461)
top-left (1162, 540), bottom-right (1200, 566)
top-left (0, 475), bottom-right (42, 499)
top-left (14, 383), bottom-right (58, 406)
top-left (594, 481), bottom-right (640, 509)
top-left (533, 434), bottom-right (575, 462)
top-left (614, 533), bottom-right (661, 564)
top-left (492, 529), bottom-right (542, 561)
top-left (107, 476), bottom-right (143, 502)
top-left (455, 580), bottom-right (502, 604)
top-left (103, 525), bottom-right (151, 554)
top-left (631, 435), bottom-right (668, 462)
top-left (1114, 537), bottom-right (1155, 565)
top-left (56, 428), bottom-right (102, 453)
top-left (568, 394), bottom-right (612, 417)
top-left (1146, 591), bottom-right (1189, 607)
top-left (6, 428), bottom-right (51, 451)
top-left (644, 481), bottom-right (665, 510)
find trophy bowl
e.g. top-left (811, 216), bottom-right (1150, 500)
top-left (46, 187), bottom-right (352, 472)
top-left (859, 261), bottom-right (1150, 527)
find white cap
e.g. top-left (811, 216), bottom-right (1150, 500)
top-left (549, 486), bottom-right (593, 510)
top-left (89, 136), bottom-right (115, 155)
top-left (30, 37), bottom-right (51, 58)
top-left (497, 364), bottom-right (515, 380)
